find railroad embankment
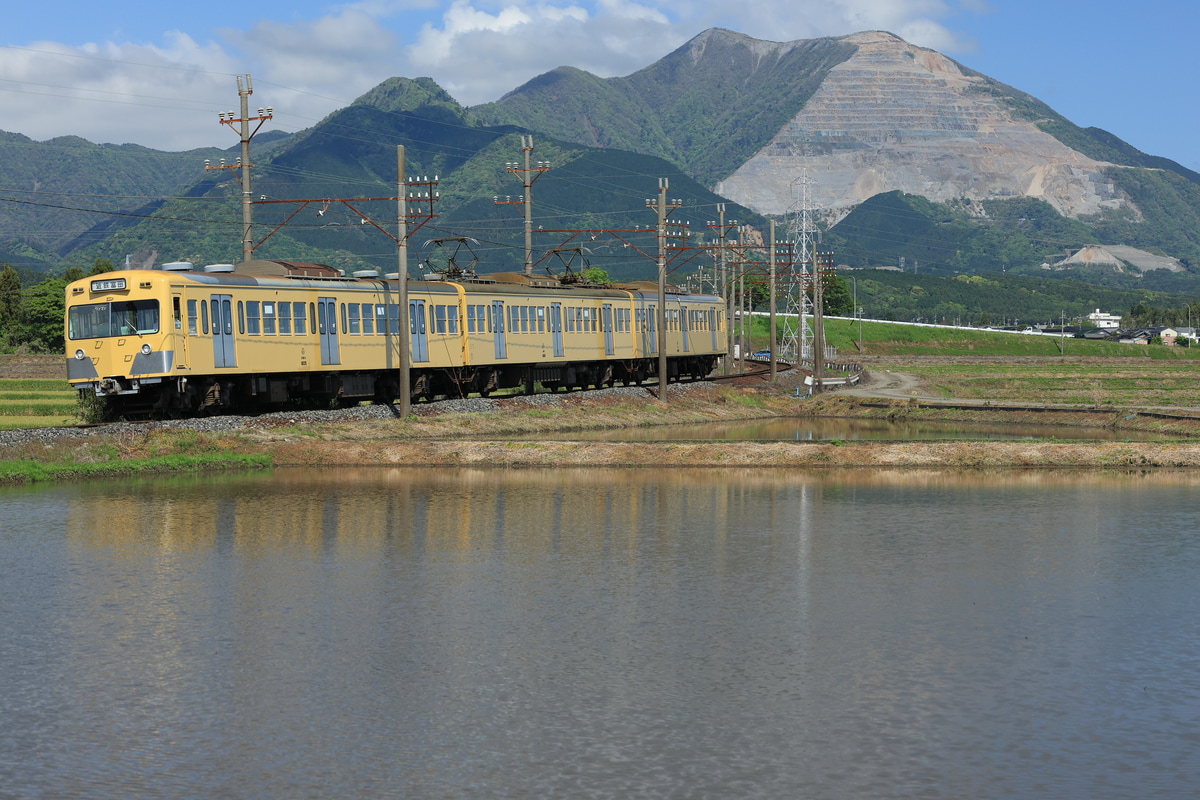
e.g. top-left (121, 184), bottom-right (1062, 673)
top-left (6, 356), bottom-right (1200, 484)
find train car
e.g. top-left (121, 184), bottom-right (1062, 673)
top-left (65, 259), bottom-right (725, 418)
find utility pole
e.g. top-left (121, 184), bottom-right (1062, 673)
top-left (811, 251), bottom-right (833, 393)
top-left (737, 225), bottom-right (747, 373)
top-left (709, 204), bottom-right (737, 374)
top-left (769, 219), bottom-right (777, 381)
top-left (495, 136), bottom-right (549, 274)
top-left (397, 146), bottom-right (411, 418)
top-left (207, 75), bottom-right (272, 264)
top-left (647, 179), bottom-right (681, 400)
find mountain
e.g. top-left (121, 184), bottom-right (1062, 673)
top-left (2, 28), bottom-right (1199, 297)
top-left (6, 76), bottom-right (760, 280)
top-left (480, 29), bottom-right (1200, 283)
top-left (472, 31), bottom-right (857, 189)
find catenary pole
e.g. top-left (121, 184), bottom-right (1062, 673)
top-left (397, 146), bottom-right (411, 417)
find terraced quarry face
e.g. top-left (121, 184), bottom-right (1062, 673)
top-left (717, 31), bottom-right (1123, 219)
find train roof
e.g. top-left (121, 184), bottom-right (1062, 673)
top-left (67, 260), bottom-right (721, 302)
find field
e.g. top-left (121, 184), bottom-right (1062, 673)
top-left (753, 316), bottom-right (1200, 360)
top-left (0, 372), bottom-right (80, 429)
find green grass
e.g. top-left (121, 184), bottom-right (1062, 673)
top-left (0, 416), bottom-right (80, 430)
top-left (752, 317), bottom-right (1200, 359)
top-left (0, 453), bottom-right (272, 484)
top-left (0, 379), bottom-right (69, 392)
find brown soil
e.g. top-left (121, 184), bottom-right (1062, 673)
top-left (0, 354), bottom-right (62, 380)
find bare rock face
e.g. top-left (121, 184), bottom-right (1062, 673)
top-left (716, 32), bottom-right (1125, 218)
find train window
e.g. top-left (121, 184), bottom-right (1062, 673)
top-left (518, 306), bottom-right (528, 334)
top-left (340, 303), bottom-right (348, 335)
top-left (201, 300), bottom-right (209, 335)
top-left (467, 304), bottom-right (476, 333)
top-left (433, 305), bottom-right (446, 335)
top-left (361, 304), bottom-right (373, 335)
top-left (278, 302), bottom-right (291, 335)
top-left (378, 305), bottom-right (389, 335)
top-left (310, 303), bottom-right (317, 335)
top-left (536, 307), bottom-right (545, 333)
top-left (293, 303), bottom-right (306, 336)
top-left (237, 301), bottom-right (246, 335)
top-left (348, 304), bottom-right (361, 335)
top-left (173, 297), bottom-right (182, 330)
top-left (187, 300), bottom-right (198, 336)
top-left (263, 302), bottom-right (276, 335)
top-left (246, 301), bottom-right (261, 335)
top-left (387, 304), bottom-right (399, 335)
top-left (447, 305), bottom-right (459, 335)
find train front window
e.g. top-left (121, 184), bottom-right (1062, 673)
top-left (68, 300), bottom-right (160, 340)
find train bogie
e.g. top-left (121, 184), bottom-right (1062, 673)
top-left (65, 261), bottom-right (725, 419)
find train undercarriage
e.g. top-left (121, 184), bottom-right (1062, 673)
top-left (84, 354), bottom-right (719, 420)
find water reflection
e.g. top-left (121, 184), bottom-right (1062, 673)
top-left (3, 468), bottom-right (1198, 799)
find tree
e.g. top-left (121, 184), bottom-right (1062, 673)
top-left (0, 264), bottom-right (21, 341)
top-left (88, 258), bottom-right (115, 276)
top-left (582, 266), bottom-right (611, 284)
top-left (18, 277), bottom-right (68, 353)
top-left (819, 274), bottom-right (854, 316)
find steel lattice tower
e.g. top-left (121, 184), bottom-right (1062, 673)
top-left (781, 171), bottom-right (816, 361)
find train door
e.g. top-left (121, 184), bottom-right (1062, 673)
top-left (172, 292), bottom-right (188, 368)
top-left (410, 299), bottom-right (428, 362)
top-left (210, 294), bottom-right (236, 368)
top-left (647, 305), bottom-right (657, 355)
top-left (602, 304), bottom-right (614, 355)
top-left (317, 297), bottom-right (340, 365)
top-left (550, 303), bottom-right (564, 357)
top-left (680, 305), bottom-right (691, 353)
top-left (491, 300), bottom-right (507, 359)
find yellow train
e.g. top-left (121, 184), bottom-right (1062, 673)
top-left (65, 259), bottom-right (726, 418)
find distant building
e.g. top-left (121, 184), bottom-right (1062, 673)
top-left (1086, 308), bottom-right (1122, 329)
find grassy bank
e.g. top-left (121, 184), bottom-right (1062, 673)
top-left (0, 427), bottom-right (271, 485)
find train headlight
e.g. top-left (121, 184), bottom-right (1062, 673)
top-left (140, 344), bottom-right (152, 356)
top-left (74, 349), bottom-right (85, 360)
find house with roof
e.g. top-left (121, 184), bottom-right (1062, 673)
top-left (1086, 308), bottom-right (1122, 330)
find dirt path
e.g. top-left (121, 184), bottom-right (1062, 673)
top-left (841, 370), bottom-right (925, 400)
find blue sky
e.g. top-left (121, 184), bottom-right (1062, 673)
top-left (2, 0), bottom-right (1196, 171)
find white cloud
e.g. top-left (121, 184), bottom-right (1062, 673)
top-left (1, 0), bottom-right (991, 149)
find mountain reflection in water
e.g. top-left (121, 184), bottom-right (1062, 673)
top-left (3, 467), bottom-right (1197, 799)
